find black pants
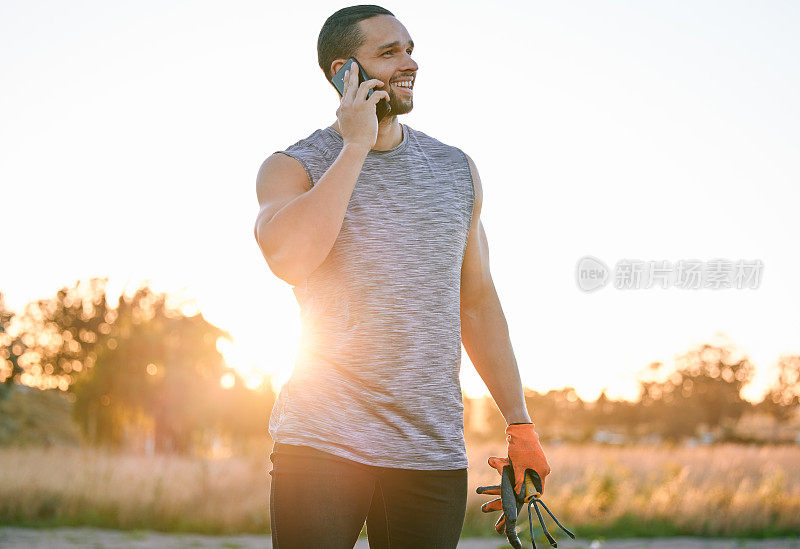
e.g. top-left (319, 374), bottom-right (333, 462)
top-left (269, 442), bottom-right (468, 549)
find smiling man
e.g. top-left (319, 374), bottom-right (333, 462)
top-left (254, 5), bottom-right (551, 548)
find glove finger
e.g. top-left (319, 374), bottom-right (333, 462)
top-left (494, 513), bottom-right (506, 534)
top-left (487, 456), bottom-right (509, 476)
top-left (480, 497), bottom-right (502, 513)
top-left (476, 484), bottom-right (500, 496)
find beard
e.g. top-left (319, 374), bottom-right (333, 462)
top-left (386, 85), bottom-right (413, 116)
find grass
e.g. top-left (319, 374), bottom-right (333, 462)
top-left (0, 442), bottom-right (798, 539)
top-left (466, 441), bottom-right (800, 540)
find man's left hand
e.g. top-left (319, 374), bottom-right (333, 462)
top-left (491, 422), bottom-right (551, 497)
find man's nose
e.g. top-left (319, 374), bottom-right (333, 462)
top-left (400, 54), bottom-right (418, 73)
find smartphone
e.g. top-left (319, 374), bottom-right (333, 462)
top-left (331, 57), bottom-right (392, 121)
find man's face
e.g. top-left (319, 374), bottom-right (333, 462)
top-left (352, 15), bottom-right (418, 116)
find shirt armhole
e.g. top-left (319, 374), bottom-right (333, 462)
top-left (274, 150), bottom-right (315, 189)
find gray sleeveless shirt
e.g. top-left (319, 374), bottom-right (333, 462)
top-left (267, 123), bottom-right (475, 470)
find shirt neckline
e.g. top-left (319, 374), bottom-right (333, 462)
top-left (324, 123), bottom-right (409, 157)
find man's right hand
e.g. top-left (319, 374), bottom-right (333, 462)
top-left (336, 61), bottom-right (389, 152)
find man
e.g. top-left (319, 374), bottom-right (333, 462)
top-left (254, 5), bottom-right (551, 548)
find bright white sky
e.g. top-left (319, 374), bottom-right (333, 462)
top-left (2, 1), bottom-right (798, 404)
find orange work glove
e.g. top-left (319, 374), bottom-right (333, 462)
top-left (479, 422), bottom-right (551, 534)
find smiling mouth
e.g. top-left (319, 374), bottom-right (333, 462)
top-left (390, 77), bottom-right (414, 94)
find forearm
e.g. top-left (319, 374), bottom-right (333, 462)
top-left (461, 288), bottom-right (531, 425)
top-left (257, 143), bottom-right (369, 285)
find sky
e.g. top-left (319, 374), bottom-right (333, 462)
top-left (2, 0), bottom-right (798, 404)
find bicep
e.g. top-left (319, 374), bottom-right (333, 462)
top-left (460, 153), bottom-right (493, 309)
top-left (254, 152), bottom-right (312, 242)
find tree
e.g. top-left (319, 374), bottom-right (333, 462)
top-left (0, 279), bottom-right (111, 395)
top-left (636, 341), bottom-right (755, 441)
top-left (3, 279), bottom-right (276, 455)
top-left (71, 284), bottom-right (234, 454)
top-left (0, 292), bottom-right (25, 400)
top-left (760, 355), bottom-right (800, 422)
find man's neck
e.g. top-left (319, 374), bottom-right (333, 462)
top-left (329, 117), bottom-right (403, 151)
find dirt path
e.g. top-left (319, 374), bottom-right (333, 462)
top-left (1, 527), bottom-right (799, 548)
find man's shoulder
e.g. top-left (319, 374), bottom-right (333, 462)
top-left (407, 124), bottom-right (468, 162)
top-left (281, 127), bottom-right (332, 153)
top-left (274, 127), bottom-right (339, 167)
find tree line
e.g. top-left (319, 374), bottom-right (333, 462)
top-left (1, 278), bottom-right (798, 455)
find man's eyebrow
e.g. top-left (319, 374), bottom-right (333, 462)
top-left (375, 39), bottom-right (414, 52)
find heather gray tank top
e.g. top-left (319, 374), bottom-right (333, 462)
top-left (268, 123), bottom-right (475, 470)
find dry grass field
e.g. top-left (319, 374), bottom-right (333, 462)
top-left (1, 442), bottom-right (798, 542)
top-left (465, 441), bottom-right (800, 538)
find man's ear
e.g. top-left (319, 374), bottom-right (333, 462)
top-left (329, 59), bottom-right (349, 80)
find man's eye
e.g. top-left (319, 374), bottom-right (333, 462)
top-left (383, 49), bottom-right (412, 56)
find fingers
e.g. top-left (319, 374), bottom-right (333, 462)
top-left (494, 514), bottom-right (506, 534)
top-left (341, 62), bottom-right (386, 108)
top-left (487, 456), bottom-right (509, 472)
top-left (343, 63), bottom-right (358, 102)
top-left (367, 89), bottom-right (390, 105)
top-left (480, 497), bottom-right (502, 513)
top-left (476, 484), bottom-right (500, 496)
top-left (341, 69), bottom-right (348, 99)
top-left (356, 78), bottom-right (384, 103)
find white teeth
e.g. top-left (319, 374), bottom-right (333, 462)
top-left (393, 80), bottom-right (413, 88)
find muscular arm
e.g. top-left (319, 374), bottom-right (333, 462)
top-left (460, 153), bottom-right (531, 425)
top-left (254, 143), bottom-right (370, 287)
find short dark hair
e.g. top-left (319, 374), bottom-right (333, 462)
top-left (317, 5), bottom-right (395, 81)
